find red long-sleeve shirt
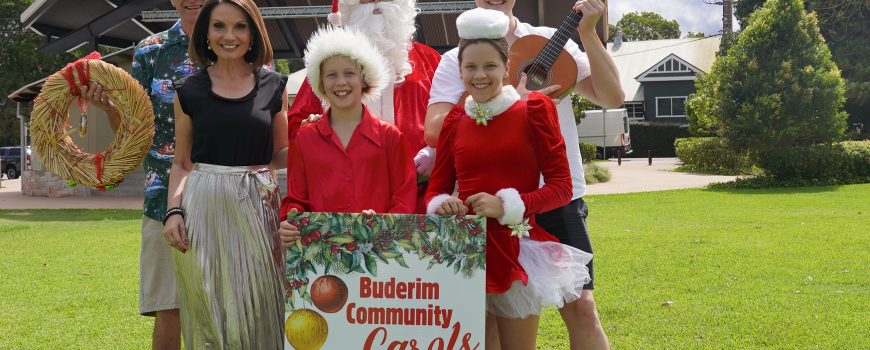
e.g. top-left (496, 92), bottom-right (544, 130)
top-left (279, 107), bottom-right (416, 220)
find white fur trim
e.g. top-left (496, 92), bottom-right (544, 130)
top-left (303, 26), bottom-right (389, 107)
top-left (456, 8), bottom-right (510, 40)
top-left (496, 188), bottom-right (525, 226)
top-left (327, 12), bottom-right (342, 26)
top-left (426, 194), bottom-right (453, 215)
top-left (464, 85), bottom-right (521, 121)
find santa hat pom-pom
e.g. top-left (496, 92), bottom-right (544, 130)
top-left (328, 0), bottom-right (342, 26)
top-left (327, 11), bottom-right (341, 26)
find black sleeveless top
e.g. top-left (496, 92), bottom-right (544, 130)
top-left (174, 67), bottom-right (287, 166)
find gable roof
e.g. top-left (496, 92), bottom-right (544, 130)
top-left (636, 53), bottom-right (704, 82)
top-left (608, 36), bottom-right (720, 101)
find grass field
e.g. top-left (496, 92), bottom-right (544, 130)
top-left (1, 185), bottom-right (868, 349)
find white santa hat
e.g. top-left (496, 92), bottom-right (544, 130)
top-left (456, 8), bottom-right (510, 40)
top-left (304, 26), bottom-right (389, 106)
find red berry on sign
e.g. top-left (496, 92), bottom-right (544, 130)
top-left (310, 230), bottom-right (322, 241)
top-left (344, 242), bottom-right (358, 251)
top-left (300, 217), bottom-right (310, 226)
top-left (330, 245), bottom-right (340, 254)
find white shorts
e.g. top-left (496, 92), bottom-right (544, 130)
top-left (139, 216), bottom-right (179, 316)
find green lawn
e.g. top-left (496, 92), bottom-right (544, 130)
top-left (1, 185), bottom-right (868, 349)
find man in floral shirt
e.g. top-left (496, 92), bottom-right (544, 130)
top-left (131, 1), bottom-right (203, 349)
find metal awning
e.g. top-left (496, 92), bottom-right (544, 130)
top-left (21, 0), bottom-right (170, 53)
top-left (20, 0), bottom-right (478, 58)
top-left (20, 1), bottom-right (606, 61)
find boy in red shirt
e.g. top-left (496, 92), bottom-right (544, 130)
top-left (278, 26), bottom-right (417, 247)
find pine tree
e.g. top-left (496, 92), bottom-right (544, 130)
top-left (687, 0), bottom-right (847, 166)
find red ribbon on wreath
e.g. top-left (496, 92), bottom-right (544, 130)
top-left (59, 51), bottom-right (102, 115)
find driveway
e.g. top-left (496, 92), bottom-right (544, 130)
top-left (585, 157), bottom-right (739, 195)
top-left (0, 159), bottom-right (739, 210)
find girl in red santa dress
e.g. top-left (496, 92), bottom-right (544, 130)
top-left (424, 8), bottom-right (592, 350)
top-left (277, 25), bottom-right (417, 247)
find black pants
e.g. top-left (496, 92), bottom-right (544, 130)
top-left (536, 197), bottom-right (595, 290)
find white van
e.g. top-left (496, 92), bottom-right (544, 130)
top-left (577, 109), bottom-right (632, 159)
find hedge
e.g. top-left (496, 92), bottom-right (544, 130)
top-left (626, 122), bottom-right (691, 157)
top-left (760, 141), bottom-right (870, 181)
top-left (675, 137), bottom-right (753, 175)
top-left (579, 142), bottom-right (596, 164)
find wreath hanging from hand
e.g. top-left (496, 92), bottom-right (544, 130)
top-left (31, 52), bottom-right (154, 190)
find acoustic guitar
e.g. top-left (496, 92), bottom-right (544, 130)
top-left (508, 10), bottom-right (584, 99)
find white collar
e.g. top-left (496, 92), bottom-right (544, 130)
top-left (464, 85), bottom-right (521, 126)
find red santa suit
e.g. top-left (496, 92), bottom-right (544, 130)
top-left (287, 43), bottom-right (441, 213)
top-left (425, 88), bottom-right (592, 318)
top-left (280, 107), bottom-right (416, 220)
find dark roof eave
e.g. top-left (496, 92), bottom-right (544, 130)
top-left (37, 0), bottom-right (164, 54)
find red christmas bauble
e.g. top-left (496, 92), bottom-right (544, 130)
top-left (310, 275), bottom-right (348, 313)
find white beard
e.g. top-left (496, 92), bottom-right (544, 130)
top-left (343, 1), bottom-right (416, 84)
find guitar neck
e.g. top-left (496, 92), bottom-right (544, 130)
top-left (536, 11), bottom-right (583, 69)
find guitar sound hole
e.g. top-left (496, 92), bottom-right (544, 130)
top-left (520, 62), bottom-right (551, 91)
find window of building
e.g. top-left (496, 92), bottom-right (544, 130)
top-left (624, 101), bottom-right (645, 120)
top-left (656, 96), bottom-right (687, 117)
top-left (652, 58), bottom-right (692, 73)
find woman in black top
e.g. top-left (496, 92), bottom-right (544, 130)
top-left (162, 1), bottom-right (288, 348)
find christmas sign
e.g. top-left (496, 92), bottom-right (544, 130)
top-left (284, 213), bottom-right (487, 350)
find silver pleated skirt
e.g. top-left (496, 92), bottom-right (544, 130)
top-left (174, 163), bottom-right (285, 349)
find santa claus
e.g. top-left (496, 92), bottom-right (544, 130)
top-left (287, 0), bottom-right (442, 213)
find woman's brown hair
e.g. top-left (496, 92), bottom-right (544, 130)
top-left (188, 0), bottom-right (273, 68)
top-left (457, 37), bottom-right (509, 64)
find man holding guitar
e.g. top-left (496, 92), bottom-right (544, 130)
top-left (425, 1), bottom-right (622, 349)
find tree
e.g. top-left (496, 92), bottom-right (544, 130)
top-left (615, 11), bottom-right (681, 41)
top-left (0, 0), bottom-right (86, 146)
top-left (734, 0), bottom-right (766, 28)
top-left (571, 92), bottom-right (599, 125)
top-left (734, 0), bottom-right (869, 130)
top-left (685, 32), bottom-right (707, 38)
top-left (687, 0), bottom-right (847, 168)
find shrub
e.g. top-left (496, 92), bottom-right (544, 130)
top-left (675, 137), bottom-right (752, 175)
top-left (626, 122), bottom-right (690, 157)
top-left (840, 141), bottom-right (870, 178)
top-left (687, 0), bottom-right (847, 167)
top-left (584, 163), bottom-right (611, 184)
top-left (579, 142), bottom-right (596, 164)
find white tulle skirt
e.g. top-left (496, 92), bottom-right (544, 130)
top-left (486, 237), bottom-right (593, 319)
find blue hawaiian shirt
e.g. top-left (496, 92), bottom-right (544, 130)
top-left (132, 21), bottom-right (199, 222)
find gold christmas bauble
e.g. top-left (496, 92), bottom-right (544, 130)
top-left (285, 308), bottom-right (328, 350)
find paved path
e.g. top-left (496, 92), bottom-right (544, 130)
top-left (585, 158), bottom-right (738, 195)
top-left (0, 158), bottom-right (739, 209)
top-left (0, 177), bottom-right (143, 210)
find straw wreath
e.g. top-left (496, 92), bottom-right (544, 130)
top-left (31, 52), bottom-right (154, 190)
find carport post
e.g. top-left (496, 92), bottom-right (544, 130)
top-left (18, 102), bottom-right (26, 176)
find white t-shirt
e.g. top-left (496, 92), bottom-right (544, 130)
top-left (428, 18), bottom-right (592, 199)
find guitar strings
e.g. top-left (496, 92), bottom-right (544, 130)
top-left (523, 11), bottom-right (582, 90)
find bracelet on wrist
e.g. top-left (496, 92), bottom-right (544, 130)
top-left (163, 207), bottom-right (185, 226)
